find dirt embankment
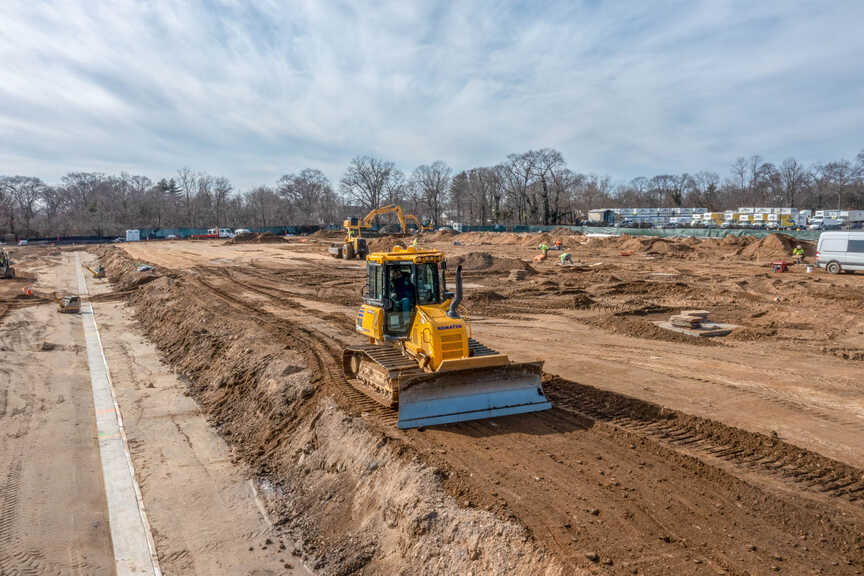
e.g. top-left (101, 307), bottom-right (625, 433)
top-left (449, 252), bottom-right (536, 274)
top-left (96, 247), bottom-right (564, 576)
top-left (229, 231), bottom-right (288, 244)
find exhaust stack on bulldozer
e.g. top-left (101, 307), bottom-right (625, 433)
top-left (343, 245), bottom-right (550, 429)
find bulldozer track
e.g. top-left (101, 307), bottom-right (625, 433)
top-left (192, 273), bottom-right (401, 428)
top-left (548, 378), bottom-right (864, 506)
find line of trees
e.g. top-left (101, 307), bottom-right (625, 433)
top-left (2, 149), bottom-right (863, 237)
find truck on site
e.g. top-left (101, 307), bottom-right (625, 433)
top-left (329, 204), bottom-right (429, 260)
top-left (809, 218), bottom-right (843, 231)
top-left (343, 245), bottom-right (551, 428)
top-left (817, 231), bottom-right (864, 274)
top-left (587, 209), bottom-right (616, 226)
top-left (191, 227), bottom-right (235, 240)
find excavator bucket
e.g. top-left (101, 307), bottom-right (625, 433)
top-left (396, 361), bottom-right (550, 429)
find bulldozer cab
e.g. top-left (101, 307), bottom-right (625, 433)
top-left (364, 251), bottom-right (445, 338)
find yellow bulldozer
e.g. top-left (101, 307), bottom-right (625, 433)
top-left (56, 294), bottom-right (81, 314)
top-left (328, 204), bottom-right (431, 260)
top-left (343, 245), bottom-right (550, 428)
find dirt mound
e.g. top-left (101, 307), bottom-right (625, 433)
top-left (737, 233), bottom-right (812, 260)
top-left (718, 234), bottom-right (754, 247)
top-left (589, 313), bottom-right (717, 345)
top-left (421, 229), bottom-right (455, 242)
top-left (364, 236), bottom-right (405, 252)
top-left (308, 229), bottom-right (342, 239)
top-left (449, 252), bottom-right (536, 274)
top-left (618, 236), bottom-right (694, 256)
top-left (229, 232), bottom-right (285, 244)
top-left (470, 290), bottom-right (507, 303)
top-left (96, 247), bottom-right (163, 290)
top-left (585, 234), bottom-right (626, 249)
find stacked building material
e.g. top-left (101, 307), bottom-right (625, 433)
top-left (669, 310), bottom-right (711, 328)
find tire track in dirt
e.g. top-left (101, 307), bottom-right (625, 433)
top-left (547, 377), bottom-right (864, 505)
top-left (191, 272), bottom-right (400, 429)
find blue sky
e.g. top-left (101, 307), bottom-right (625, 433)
top-left (1, 1), bottom-right (862, 189)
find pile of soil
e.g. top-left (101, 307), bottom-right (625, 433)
top-left (364, 236), bottom-right (406, 252)
top-left (448, 252), bottom-right (537, 275)
top-left (618, 237), bottom-right (693, 255)
top-left (98, 249), bottom-right (162, 290)
top-left (229, 232), bottom-right (285, 244)
top-left (308, 229), bottom-right (342, 239)
top-left (588, 313), bottom-right (717, 346)
top-left (420, 229), bottom-right (456, 242)
top-left (737, 233), bottom-right (813, 260)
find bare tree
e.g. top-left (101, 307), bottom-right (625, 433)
top-left (0, 176), bottom-right (47, 236)
top-left (214, 176), bottom-right (232, 227)
top-left (779, 158), bottom-right (809, 207)
top-left (410, 161), bottom-right (451, 227)
top-left (177, 168), bottom-right (197, 226)
top-left (277, 169), bottom-right (336, 224)
top-left (244, 186), bottom-right (281, 227)
top-left (502, 153), bottom-right (538, 224)
top-left (340, 155), bottom-right (396, 211)
top-left (524, 149), bottom-right (567, 224)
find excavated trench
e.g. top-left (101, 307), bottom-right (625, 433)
top-left (96, 244), bottom-right (864, 575)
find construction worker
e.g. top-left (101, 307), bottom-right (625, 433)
top-left (538, 242), bottom-right (550, 258)
top-left (411, 237), bottom-right (418, 248)
top-left (792, 244), bottom-right (805, 264)
top-left (554, 239), bottom-right (562, 251)
top-left (559, 252), bottom-right (574, 266)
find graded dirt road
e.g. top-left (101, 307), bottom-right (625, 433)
top-left (110, 233), bottom-right (864, 575)
top-left (0, 252), bottom-right (114, 575)
top-left (0, 247), bottom-right (312, 575)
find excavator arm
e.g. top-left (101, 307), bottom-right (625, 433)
top-left (403, 213), bottom-right (432, 233)
top-left (362, 204), bottom-right (408, 234)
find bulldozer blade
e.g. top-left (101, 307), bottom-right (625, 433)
top-left (396, 362), bottom-right (550, 429)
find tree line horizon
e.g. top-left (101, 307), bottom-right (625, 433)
top-left (1, 148), bottom-right (863, 238)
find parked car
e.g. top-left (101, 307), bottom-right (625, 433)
top-left (234, 228), bottom-right (252, 236)
top-left (17, 239), bottom-right (28, 246)
top-left (817, 231), bottom-right (864, 274)
top-left (166, 234), bottom-right (178, 240)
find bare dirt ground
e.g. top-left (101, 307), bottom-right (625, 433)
top-left (0, 250), bottom-right (114, 575)
top-left (0, 246), bottom-right (315, 575)
top-left (102, 231), bottom-right (864, 575)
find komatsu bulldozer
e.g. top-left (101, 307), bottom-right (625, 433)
top-left (343, 246), bottom-right (551, 429)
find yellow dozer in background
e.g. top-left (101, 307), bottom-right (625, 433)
top-left (344, 246), bottom-right (551, 428)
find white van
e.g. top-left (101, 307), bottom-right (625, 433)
top-left (817, 231), bottom-right (864, 274)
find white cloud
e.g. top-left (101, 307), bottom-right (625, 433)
top-left (0, 0), bottom-right (862, 189)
